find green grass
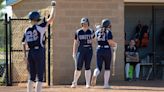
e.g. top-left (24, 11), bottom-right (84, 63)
top-left (0, 58), bottom-right (4, 62)
top-left (0, 48), bottom-right (4, 52)
top-left (0, 77), bottom-right (5, 85)
top-left (0, 47), bottom-right (5, 60)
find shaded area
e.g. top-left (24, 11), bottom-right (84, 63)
top-left (0, 81), bottom-right (164, 92)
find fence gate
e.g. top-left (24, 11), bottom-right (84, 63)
top-left (2, 14), bottom-right (52, 86)
top-left (10, 19), bottom-right (30, 84)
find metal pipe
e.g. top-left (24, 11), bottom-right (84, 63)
top-left (48, 24), bottom-right (51, 86)
top-left (5, 13), bottom-right (9, 86)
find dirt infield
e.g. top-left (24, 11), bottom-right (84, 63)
top-left (0, 80), bottom-right (164, 92)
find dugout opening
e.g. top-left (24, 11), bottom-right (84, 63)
top-left (125, 4), bottom-right (164, 80)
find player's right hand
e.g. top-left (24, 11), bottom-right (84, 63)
top-left (72, 53), bottom-right (76, 57)
top-left (112, 43), bottom-right (117, 51)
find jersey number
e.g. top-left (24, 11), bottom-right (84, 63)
top-left (26, 30), bottom-right (38, 42)
top-left (97, 32), bottom-right (105, 41)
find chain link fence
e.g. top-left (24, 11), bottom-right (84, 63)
top-left (0, 17), bottom-right (53, 86)
top-left (10, 19), bottom-right (30, 83)
top-left (10, 19), bottom-right (53, 84)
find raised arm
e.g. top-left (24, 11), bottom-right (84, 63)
top-left (47, 1), bottom-right (56, 25)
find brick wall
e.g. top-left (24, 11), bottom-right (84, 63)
top-left (12, 0), bottom-right (52, 17)
top-left (11, 0), bottom-right (124, 85)
top-left (53, 0), bottom-right (124, 85)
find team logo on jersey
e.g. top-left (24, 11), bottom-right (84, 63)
top-left (79, 35), bottom-right (92, 40)
top-left (79, 34), bottom-right (92, 44)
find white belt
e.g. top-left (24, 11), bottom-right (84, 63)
top-left (82, 45), bottom-right (91, 47)
top-left (30, 46), bottom-right (40, 50)
top-left (34, 46), bottom-right (39, 49)
top-left (98, 45), bottom-right (110, 48)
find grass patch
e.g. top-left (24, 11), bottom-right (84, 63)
top-left (0, 48), bottom-right (4, 52)
top-left (0, 59), bottom-right (4, 62)
top-left (0, 77), bottom-right (5, 86)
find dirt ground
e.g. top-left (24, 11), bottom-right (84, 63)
top-left (0, 80), bottom-right (164, 92)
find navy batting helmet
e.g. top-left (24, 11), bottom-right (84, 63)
top-left (101, 19), bottom-right (111, 28)
top-left (80, 17), bottom-right (89, 26)
top-left (28, 11), bottom-right (41, 21)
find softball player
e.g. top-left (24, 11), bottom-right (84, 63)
top-left (22, 1), bottom-right (56, 92)
top-left (71, 17), bottom-right (94, 88)
top-left (91, 19), bottom-right (117, 88)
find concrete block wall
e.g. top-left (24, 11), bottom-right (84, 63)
top-left (53, 0), bottom-right (124, 85)
top-left (12, 0), bottom-right (52, 17)
top-left (11, 0), bottom-right (124, 85)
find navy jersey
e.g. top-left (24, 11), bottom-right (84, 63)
top-left (95, 28), bottom-right (113, 46)
top-left (126, 45), bottom-right (138, 56)
top-left (75, 28), bottom-right (94, 46)
top-left (22, 18), bottom-right (47, 48)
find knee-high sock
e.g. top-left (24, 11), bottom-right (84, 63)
top-left (85, 70), bottom-right (91, 86)
top-left (135, 63), bottom-right (140, 78)
top-left (72, 70), bottom-right (81, 84)
top-left (93, 68), bottom-right (100, 77)
top-left (125, 63), bottom-right (130, 78)
top-left (27, 80), bottom-right (33, 92)
top-left (35, 82), bottom-right (42, 92)
top-left (104, 70), bottom-right (110, 85)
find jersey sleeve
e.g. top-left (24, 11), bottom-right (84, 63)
top-left (95, 30), bottom-right (99, 39)
top-left (22, 28), bottom-right (28, 44)
top-left (92, 29), bottom-right (95, 38)
top-left (38, 17), bottom-right (47, 27)
top-left (107, 30), bottom-right (113, 40)
top-left (37, 17), bottom-right (47, 34)
top-left (22, 34), bottom-right (26, 44)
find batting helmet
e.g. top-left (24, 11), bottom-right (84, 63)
top-left (28, 11), bottom-right (41, 21)
top-left (80, 17), bottom-right (89, 26)
top-left (101, 19), bottom-right (111, 28)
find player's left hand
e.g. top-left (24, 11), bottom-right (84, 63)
top-left (51, 1), bottom-right (56, 6)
